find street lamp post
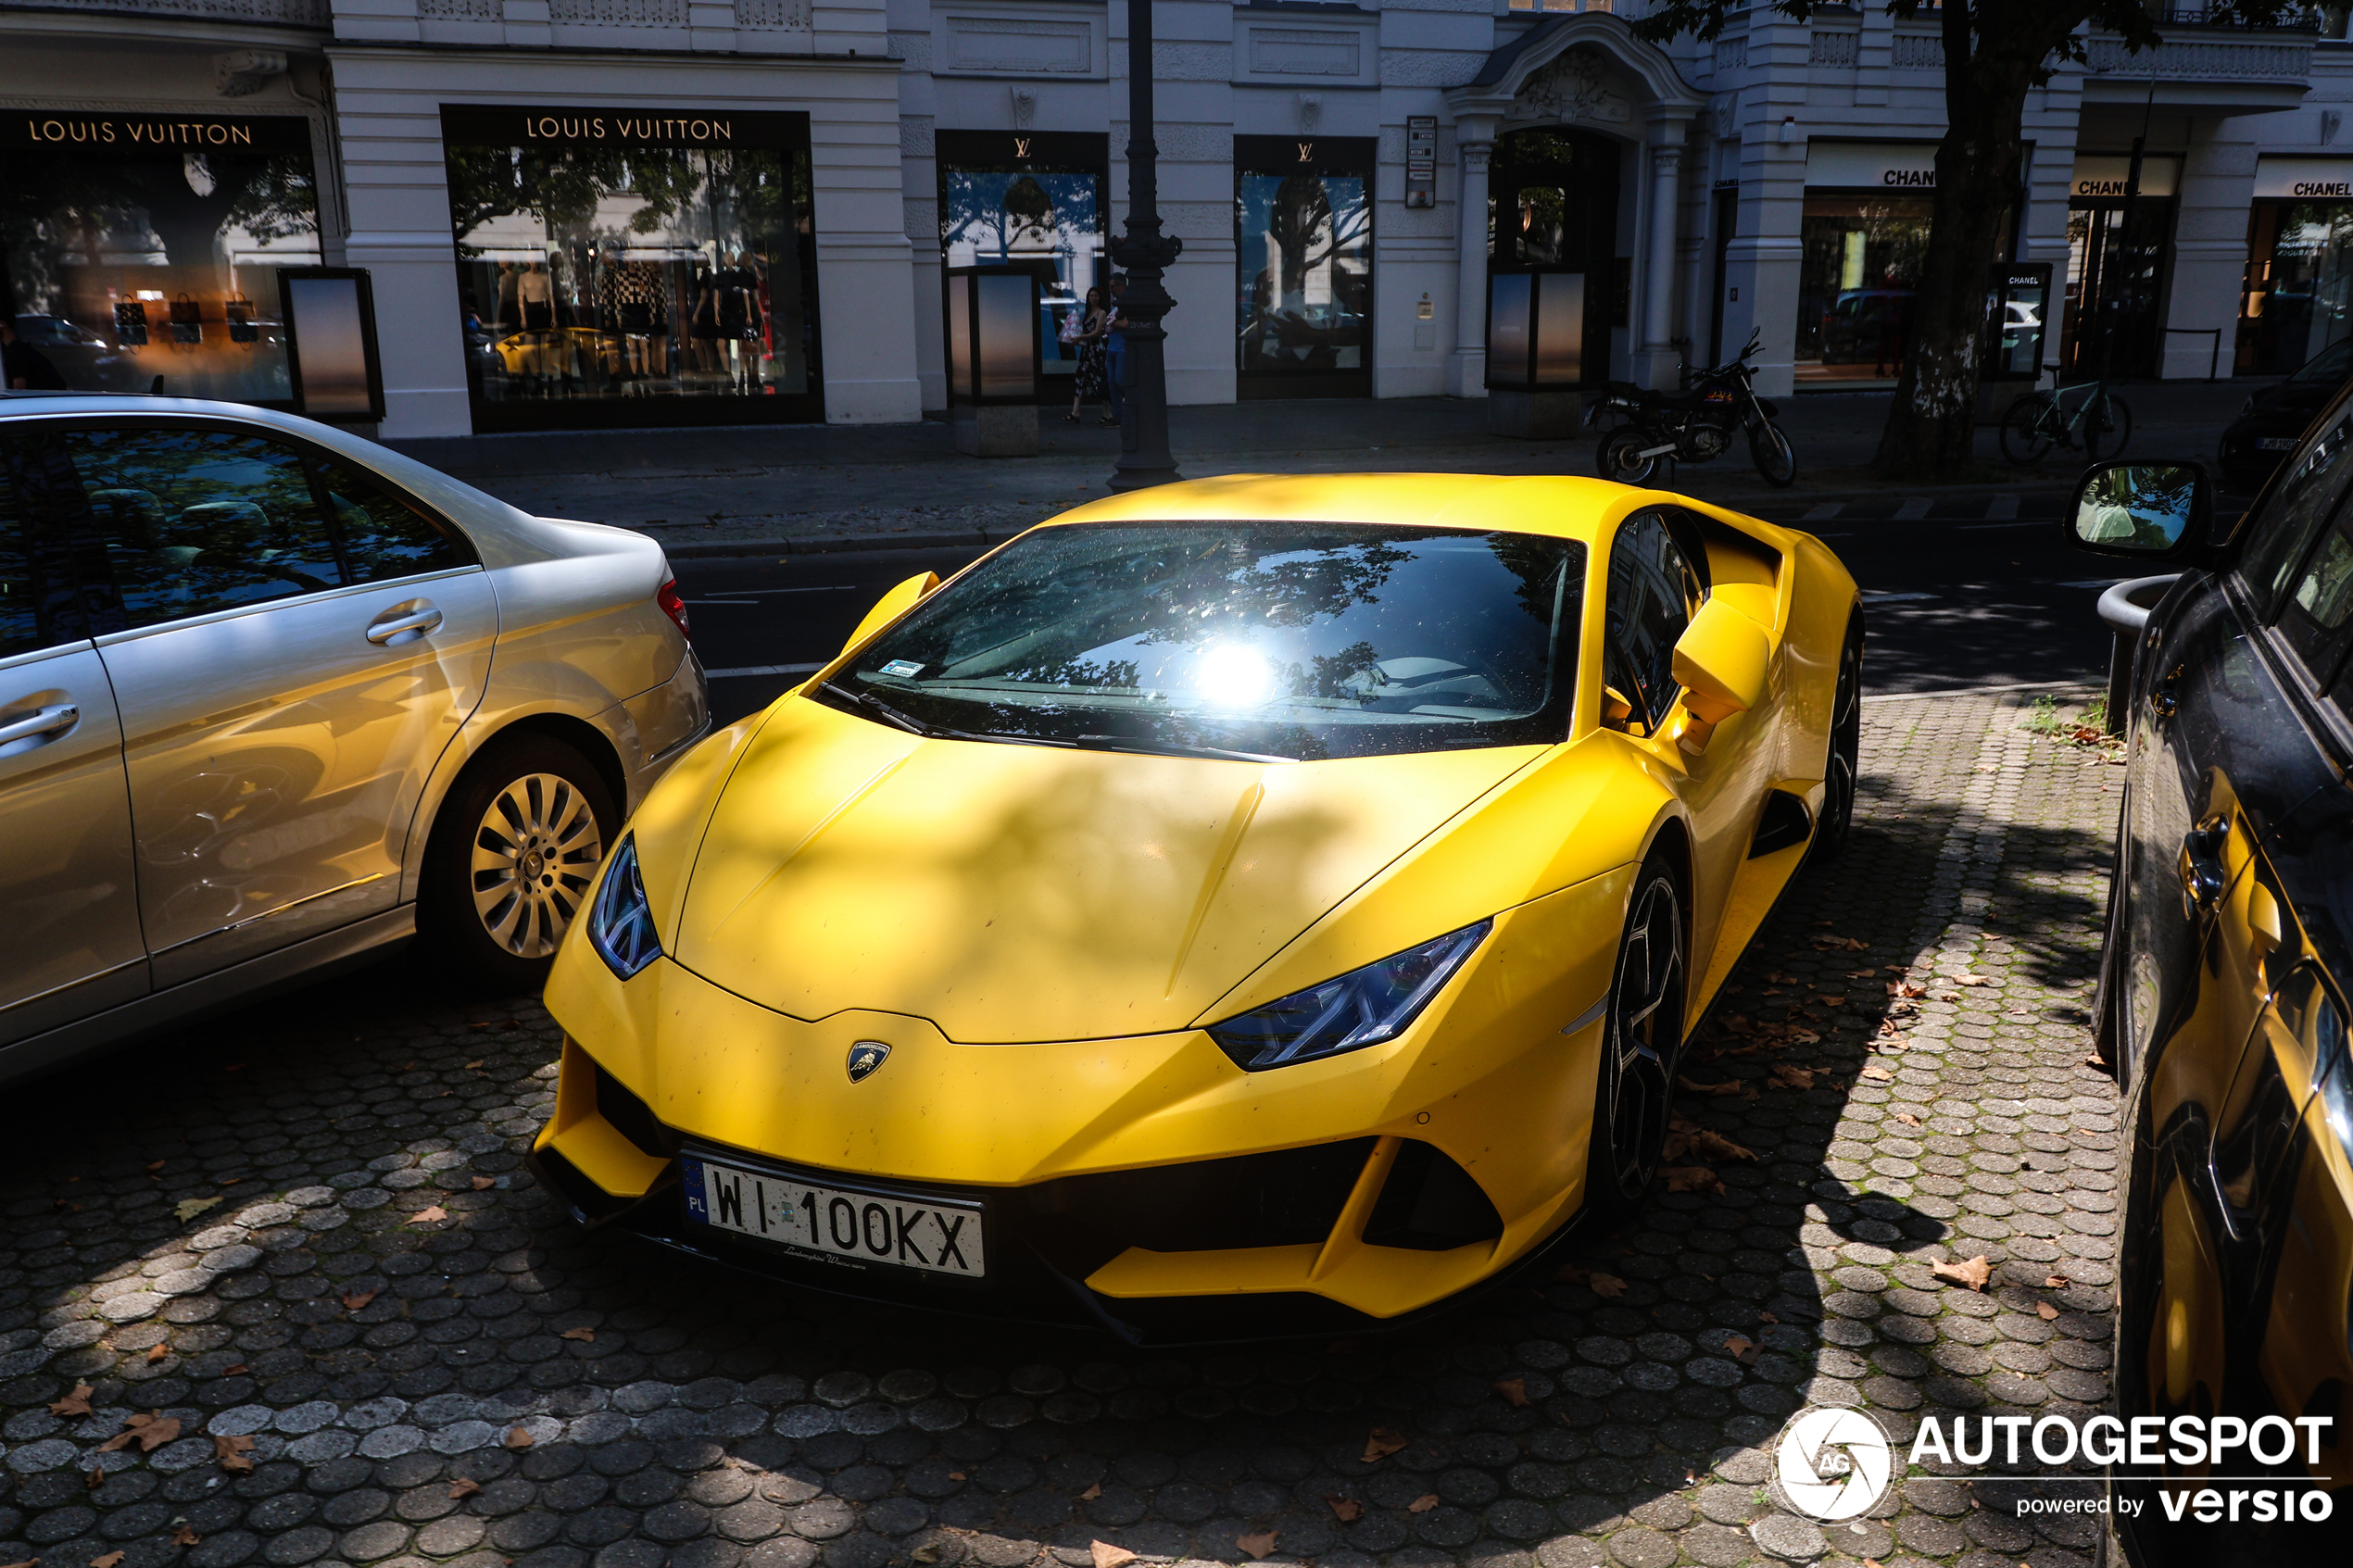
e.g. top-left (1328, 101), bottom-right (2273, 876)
top-left (1109, 0), bottom-right (1182, 491)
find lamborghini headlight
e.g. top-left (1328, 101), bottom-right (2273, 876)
top-left (585, 836), bottom-right (661, 981)
top-left (1208, 920), bottom-right (1491, 1071)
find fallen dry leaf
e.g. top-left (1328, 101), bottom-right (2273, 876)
top-left (1236, 1532), bottom-right (1278, 1561)
top-left (1090, 1544), bottom-right (1137, 1568)
top-left (2045, 1274), bottom-right (2070, 1290)
top-left (1720, 1334), bottom-right (1759, 1365)
top-left (560, 1327), bottom-right (596, 1343)
top-left (1326, 1495), bottom-right (1364, 1522)
top-left (1954, 973), bottom-right (1993, 986)
top-left (449, 1477), bottom-right (483, 1499)
top-left (343, 1290), bottom-right (377, 1312)
top-left (170, 1524), bottom-right (201, 1547)
top-left (221, 1364), bottom-right (247, 1376)
top-left (1859, 1064), bottom-right (1894, 1082)
top-left (464, 1059), bottom-right (485, 1069)
top-left (98, 1412), bottom-right (179, 1454)
top-left (1664, 1116), bottom-right (1756, 1162)
top-left (911, 1549), bottom-right (941, 1566)
top-left (0, 1557), bottom-right (37, 1568)
top-left (1894, 1111), bottom-right (1923, 1127)
top-left (84, 1467), bottom-right (104, 1490)
top-left (1818, 995), bottom-right (1847, 1007)
top-left (1676, 1074), bottom-right (1742, 1097)
top-left (213, 1433), bottom-right (255, 1474)
top-left (1931, 1254), bottom-right (1994, 1292)
top-left (50, 1383), bottom-right (94, 1417)
top-left (1361, 1426), bottom-right (1408, 1462)
top-left (90, 1555), bottom-right (123, 1568)
top-left (472, 1176), bottom-right (497, 1191)
top-left (145, 1344), bottom-right (168, 1365)
top-left (1758, 1309), bottom-right (1780, 1323)
top-left (1588, 1272), bottom-right (1628, 1299)
top-left (1768, 1064), bottom-right (1816, 1091)
top-left (1078, 1483), bottom-right (1101, 1501)
top-left (2037, 1302), bottom-right (2060, 1321)
top-left (504, 1425), bottom-right (535, 1450)
top-left (1407, 1495), bottom-right (1440, 1514)
top-left (1491, 1377), bottom-right (1529, 1408)
top-left (410, 1205), bottom-right (449, 1224)
top-left (1661, 1165), bottom-right (1725, 1195)
top-left (172, 1196), bottom-right (221, 1223)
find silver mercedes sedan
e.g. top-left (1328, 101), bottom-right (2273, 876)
top-left (0, 395), bottom-right (708, 1083)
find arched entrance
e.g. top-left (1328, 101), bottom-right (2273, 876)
top-left (1489, 126), bottom-right (1622, 387)
top-left (1445, 16), bottom-right (1703, 400)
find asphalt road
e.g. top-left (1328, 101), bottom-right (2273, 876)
top-left (674, 508), bottom-right (2135, 728)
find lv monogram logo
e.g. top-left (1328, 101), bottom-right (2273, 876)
top-left (1013, 136), bottom-right (1032, 157)
top-left (1297, 142), bottom-right (1313, 162)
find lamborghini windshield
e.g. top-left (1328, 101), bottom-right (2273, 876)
top-left (818, 521), bottom-right (1583, 761)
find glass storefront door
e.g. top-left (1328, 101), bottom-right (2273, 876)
top-left (1487, 128), bottom-right (1620, 385)
top-left (1234, 136), bottom-right (1375, 399)
top-left (2061, 198), bottom-right (2172, 380)
top-left (937, 132), bottom-right (1107, 401)
top-left (1795, 195), bottom-right (1934, 387)
top-left (1, 114), bottom-right (323, 404)
top-left (439, 107), bottom-right (821, 432)
top-left (2238, 201), bottom-right (2353, 376)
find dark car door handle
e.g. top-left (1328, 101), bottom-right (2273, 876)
top-left (2180, 819), bottom-right (2229, 918)
top-left (0, 702), bottom-right (79, 747)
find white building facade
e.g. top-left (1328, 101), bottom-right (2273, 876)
top-left (3, 0), bottom-right (2348, 438)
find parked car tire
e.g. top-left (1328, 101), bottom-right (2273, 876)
top-left (1584, 851), bottom-right (1688, 1221)
top-left (1806, 615), bottom-right (1864, 865)
top-left (422, 733), bottom-right (619, 992)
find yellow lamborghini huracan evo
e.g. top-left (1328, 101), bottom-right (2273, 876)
top-left (529, 474), bottom-right (1860, 1338)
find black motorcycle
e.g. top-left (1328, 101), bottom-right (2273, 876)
top-left (1585, 332), bottom-right (1796, 488)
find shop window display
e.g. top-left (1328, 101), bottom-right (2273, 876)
top-left (1485, 128), bottom-right (1620, 383)
top-left (2239, 202), bottom-right (2353, 377)
top-left (1234, 136), bottom-right (1375, 400)
top-left (2061, 198), bottom-right (2170, 380)
top-left (0, 115), bottom-right (321, 405)
top-left (440, 107), bottom-right (821, 431)
top-left (1794, 196), bottom-right (1933, 386)
top-left (937, 132), bottom-right (1107, 395)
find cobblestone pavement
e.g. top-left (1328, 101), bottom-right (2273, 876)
top-left (0, 690), bottom-right (2125, 1568)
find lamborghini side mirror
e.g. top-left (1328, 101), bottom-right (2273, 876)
top-left (838, 571), bottom-right (940, 661)
top-left (1669, 597), bottom-right (1769, 755)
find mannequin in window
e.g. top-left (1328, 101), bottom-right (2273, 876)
top-left (516, 260), bottom-right (556, 394)
top-left (598, 258), bottom-right (668, 382)
top-left (688, 261), bottom-right (724, 378)
top-left (718, 248), bottom-right (756, 391)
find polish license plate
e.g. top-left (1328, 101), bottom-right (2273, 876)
top-left (681, 1156), bottom-right (985, 1278)
top-left (2259, 436), bottom-right (2300, 450)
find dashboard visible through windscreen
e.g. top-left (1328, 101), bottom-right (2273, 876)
top-left (816, 521), bottom-right (1584, 762)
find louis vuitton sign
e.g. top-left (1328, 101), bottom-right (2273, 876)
top-left (4, 113), bottom-right (311, 153)
top-left (439, 105), bottom-right (807, 150)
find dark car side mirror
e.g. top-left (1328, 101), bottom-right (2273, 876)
top-left (2065, 459), bottom-right (2213, 563)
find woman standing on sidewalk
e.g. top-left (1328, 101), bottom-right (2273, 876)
top-left (1063, 286), bottom-right (1110, 424)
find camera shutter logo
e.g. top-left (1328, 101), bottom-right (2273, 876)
top-left (1774, 1406), bottom-right (1894, 1522)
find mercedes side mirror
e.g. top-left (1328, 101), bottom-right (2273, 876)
top-left (2067, 460), bottom-right (2212, 563)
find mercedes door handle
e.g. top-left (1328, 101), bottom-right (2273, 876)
top-left (366, 604), bottom-right (444, 646)
top-left (0, 703), bottom-right (79, 747)
top-left (2180, 818), bottom-right (2229, 918)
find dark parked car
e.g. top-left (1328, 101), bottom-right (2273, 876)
top-left (2217, 334), bottom-right (2353, 489)
top-left (2064, 433), bottom-right (2353, 1561)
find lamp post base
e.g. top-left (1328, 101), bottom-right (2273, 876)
top-left (1107, 460), bottom-right (1183, 492)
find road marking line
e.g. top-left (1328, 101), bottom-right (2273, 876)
top-left (1803, 501), bottom-right (1843, 521)
top-left (1984, 494), bottom-right (2020, 521)
top-left (705, 663), bottom-right (825, 679)
top-left (1892, 496), bottom-right (1931, 521)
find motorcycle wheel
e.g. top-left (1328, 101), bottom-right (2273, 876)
top-left (1749, 422), bottom-right (1797, 488)
top-left (1598, 428), bottom-right (1659, 485)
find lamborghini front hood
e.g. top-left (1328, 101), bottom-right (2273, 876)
top-left (669, 697), bottom-right (1539, 1041)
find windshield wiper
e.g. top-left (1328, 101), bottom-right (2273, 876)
top-left (823, 682), bottom-right (1080, 750)
top-left (1072, 734), bottom-right (1294, 765)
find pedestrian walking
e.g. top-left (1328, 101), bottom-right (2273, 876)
top-left (1102, 273), bottom-right (1127, 428)
top-left (1063, 286), bottom-right (1110, 423)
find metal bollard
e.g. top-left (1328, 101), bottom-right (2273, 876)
top-left (2095, 575), bottom-right (2183, 736)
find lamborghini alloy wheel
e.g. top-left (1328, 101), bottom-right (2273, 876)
top-left (1590, 860), bottom-right (1686, 1215)
top-left (1807, 616), bottom-right (1864, 864)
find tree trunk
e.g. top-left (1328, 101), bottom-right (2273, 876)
top-left (1870, 6), bottom-right (2048, 479)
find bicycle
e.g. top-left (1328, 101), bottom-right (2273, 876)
top-left (1998, 376), bottom-right (2133, 467)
